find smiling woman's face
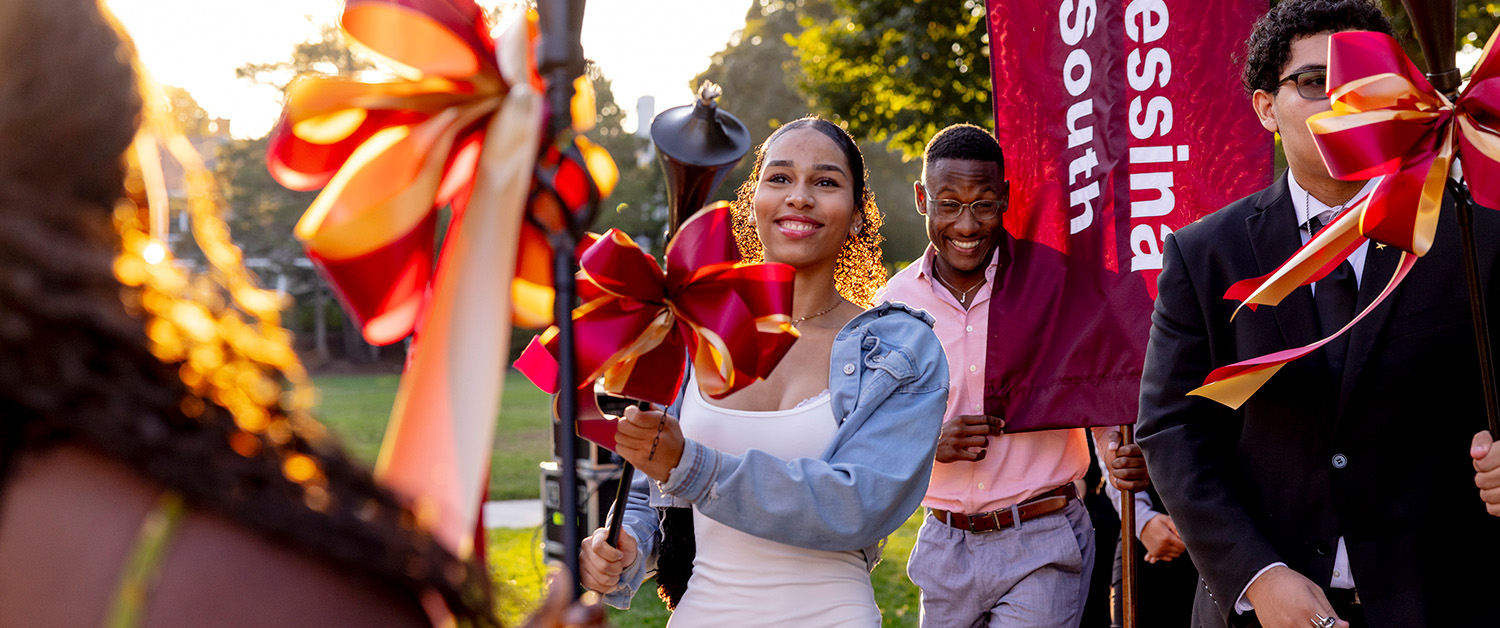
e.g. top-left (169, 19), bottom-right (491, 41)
top-left (750, 127), bottom-right (861, 270)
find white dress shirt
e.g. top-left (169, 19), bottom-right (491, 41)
top-left (1234, 171), bottom-right (1378, 613)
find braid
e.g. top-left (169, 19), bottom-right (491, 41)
top-left (0, 0), bottom-right (498, 624)
top-left (653, 507), bottom-right (695, 610)
top-left (0, 203), bottom-right (498, 623)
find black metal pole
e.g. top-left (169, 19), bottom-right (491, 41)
top-left (1451, 179), bottom-right (1500, 437)
top-left (1400, 0), bottom-right (1497, 438)
top-left (537, 0), bottom-right (587, 142)
top-left (551, 235), bottom-right (583, 597)
top-left (536, 0), bottom-right (588, 597)
top-left (606, 463), bottom-right (634, 547)
top-left (605, 400), bottom-right (651, 548)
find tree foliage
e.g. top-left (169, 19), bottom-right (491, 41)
top-left (236, 24), bottom-right (376, 93)
top-left (694, 0), bottom-right (930, 265)
top-left (695, 0), bottom-right (832, 205)
top-left (792, 0), bottom-right (990, 158)
top-left (792, 0), bottom-right (1500, 160)
top-left (1378, 1), bottom-right (1500, 71)
top-left (216, 135), bottom-right (317, 272)
top-left (586, 65), bottom-right (670, 253)
top-left (219, 14), bottom-right (663, 356)
top-left (224, 24), bottom-right (378, 275)
top-left (163, 85), bottom-right (213, 136)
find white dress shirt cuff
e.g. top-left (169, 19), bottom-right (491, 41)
top-left (1100, 470), bottom-right (1160, 539)
top-left (1235, 562), bottom-right (1287, 614)
top-left (1135, 510), bottom-right (1162, 539)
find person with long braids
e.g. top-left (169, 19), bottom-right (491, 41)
top-left (0, 1), bottom-right (597, 626)
top-left (578, 117), bottom-right (949, 625)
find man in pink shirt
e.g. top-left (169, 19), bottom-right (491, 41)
top-left (881, 123), bottom-right (1142, 627)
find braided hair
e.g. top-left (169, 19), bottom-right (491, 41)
top-left (0, 0), bottom-right (497, 623)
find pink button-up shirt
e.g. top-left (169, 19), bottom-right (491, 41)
top-left (879, 245), bottom-right (1089, 513)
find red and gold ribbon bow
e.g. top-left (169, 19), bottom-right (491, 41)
top-left (265, 0), bottom-right (616, 559)
top-left (1192, 30), bottom-right (1500, 407)
top-left (515, 203), bottom-right (799, 448)
top-left (268, 0), bottom-right (615, 342)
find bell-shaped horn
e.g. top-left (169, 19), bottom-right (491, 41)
top-left (651, 81), bottom-right (752, 237)
top-left (1399, 0), bottom-right (1460, 96)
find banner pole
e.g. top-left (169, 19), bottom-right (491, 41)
top-left (1120, 424), bottom-right (1139, 628)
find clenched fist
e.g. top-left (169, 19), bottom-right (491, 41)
top-left (936, 414), bottom-right (1002, 463)
top-left (580, 526), bottom-right (639, 594)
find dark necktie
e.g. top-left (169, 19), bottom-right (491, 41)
top-left (1310, 213), bottom-right (1356, 374)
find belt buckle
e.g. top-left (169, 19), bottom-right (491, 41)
top-left (984, 511), bottom-right (1003, 532)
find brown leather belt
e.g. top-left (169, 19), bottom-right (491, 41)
top-left (929, 484), bottom-right (1077, 533)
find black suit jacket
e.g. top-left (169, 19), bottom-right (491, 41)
top-left (1137, 174), bottom-right (1500, 628)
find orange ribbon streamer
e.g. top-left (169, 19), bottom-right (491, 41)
top-left (515, 203), bottom-right (800, 450)
top-left (268, 3), bottom-right (615, 342)
top-left (1192, 30), bottom-right (1500, 408)
top-left (265, 0), bottom-right (616, 559)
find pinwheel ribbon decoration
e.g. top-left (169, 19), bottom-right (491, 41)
top-left (516, 204), bottom-right (799, 448)
top-left (1191, 30), bottom-right (1500, 408)
top-left (265, 0), bottom-right (616, 558)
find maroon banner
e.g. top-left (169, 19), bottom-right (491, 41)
top-left (983, 0), bottom-right (1271, 431)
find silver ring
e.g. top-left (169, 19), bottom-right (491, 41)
top-left (1312, 613), bottom-right (1336, 628)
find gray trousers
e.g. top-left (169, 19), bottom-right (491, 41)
top-left (907, 499), bottom-right (1094, 628)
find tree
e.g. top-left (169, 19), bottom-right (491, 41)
top-left (1380, 1), bottom-right (1500, 71)
top-left (791, 0), bottom-right (989, 159)
top-left (227, 16), bottom-right (663, 360)
top-left (230, 25), bottom-right (383, 363)
top-left (695, 0), bottom-right (930, 265)
top-left (585, 65), bottom-right (670, 254)
top-left (236, 24), bottom-right (377, 92)
top-left (230, 23), bottom-right (376, 273)
top-left (695, 0), bottom-right (835, 195)
top-left (163, 85), bottom-right (213, 136)
top-left (791, 0), bottom-right (1500, 160)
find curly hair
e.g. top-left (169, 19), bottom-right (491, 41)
top-left (730, 117), bottom-right (886, 307)
top-left (1241, 0), bottom-right (1394, 95)
top-left (0, 0), bottom-right (496, 624)
top-left (923, 123), bottom-right (1005, 178)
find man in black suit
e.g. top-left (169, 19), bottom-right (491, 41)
top-left (1137, 1), bottom-right (1500, 627)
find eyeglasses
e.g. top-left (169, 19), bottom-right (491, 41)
top-left (1278, 68), bottom-right (1328, 100)
top-left (922, 198), bottom-right (1003, 221)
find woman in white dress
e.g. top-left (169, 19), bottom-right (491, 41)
top-left (579, 117), bottom-right (949, 627)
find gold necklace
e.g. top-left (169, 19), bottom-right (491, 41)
top-left (792, 297), bottom-right (843, 326)
top-left (934, 269), bottom-right (982, 307)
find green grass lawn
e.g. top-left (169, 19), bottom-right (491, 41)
top-left (485, 513), bottom-right (924, 628)
top-left (311, 372), bottom-right (924, 627)
top-left (310, 371), bottom-right (554, 500)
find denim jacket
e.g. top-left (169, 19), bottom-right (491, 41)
top-left (603, 302), bottom-right (949, 609)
